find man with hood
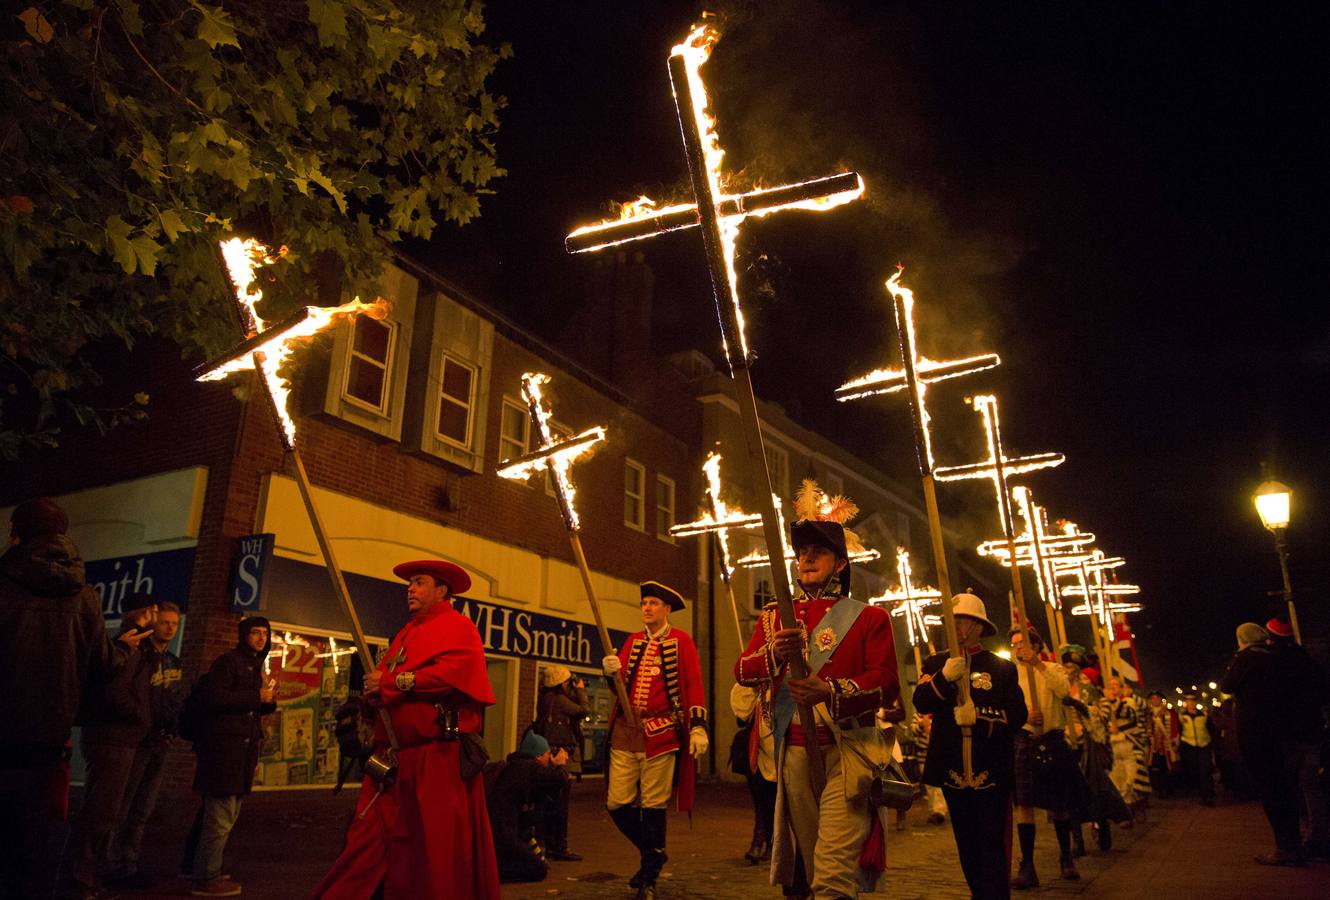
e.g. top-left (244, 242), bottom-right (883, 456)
top-left (735, 484), bottom-right (899, 900)
top-left (0, 497), bottom-right (143, 899)
top-left (914, 591), bottom-right (1027, 900)
top-left (189, 616), bottom-right (276, 896)
top-left (312, 559), bottom-right (500, 900)
top-left (601, 580), bottom-right (708, 900)
top-left (486, 730), bottom-right (571, 883)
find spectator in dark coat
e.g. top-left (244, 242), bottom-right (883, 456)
top-left (62, 592), bottom-right (159, 897)
top-left (535, 665), bottom-right (589, 860)
top-left (1221, 621), bottom-right (1307, 866)
top-left (0, 498), bottom-right (141, 899)
top-left (108, 600), bottom-right (185, 887)
top-left (188, 616), bottom-right (275, 896)
top-left (487, 731), bottom-right (572, 883)
top-left (1265, 616), bottom-right (1329, 859)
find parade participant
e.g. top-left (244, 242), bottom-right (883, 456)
top-left (736, 486), bottom-right (898, 900)
top-left (1008, 625), bottom-right (1080, 887)
top-left (1147, 691), bottom-right (1180, 798)
top-left (1060, 648), bottom-right (1126, 855)
top-left (601, 580), bottom-right (708, 900)
top-left (731, 682), bottom-right (777, 865)
top-left (1177, 692), bottom-right (1216, 805)
top-left (312, 560), bottom-right (499, 900)
top-left (534, 665), bottom-right (589, 861)
top-left (914, 591), bottom-right (1027, 900)
top-left (1097, 677), bottom-right (1151, 824)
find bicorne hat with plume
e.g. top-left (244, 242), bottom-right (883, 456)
top-left (790, 479), bottom-right (873, 594)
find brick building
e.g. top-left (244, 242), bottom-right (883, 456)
top-left (1, 249), bottom-right (989, 802)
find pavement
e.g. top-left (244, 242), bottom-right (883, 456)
top-left (99, 780), bottom-right (1326, 899)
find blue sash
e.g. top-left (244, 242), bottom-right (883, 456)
top-left (772, 597), bottom-right (870, 761)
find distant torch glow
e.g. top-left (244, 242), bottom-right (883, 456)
top-left (198, 238), bottom-right (389, 449)
top-left (868, 548), bottom-right (943, 648)
top-left (495, 373), bottom-right (606, 532)
top-left (668, 452), bottom-right (762, 580)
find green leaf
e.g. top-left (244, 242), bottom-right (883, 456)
top-left (105, 215), bottom-right (136, 273)
top-left (130, 235), bottom-right (160, 276)
top-left (308, 0), bottom-right (349, 48)
top-left (158, 209), bottom-right (187, 242)
top-left (192, 3), bottom-right (240, 49)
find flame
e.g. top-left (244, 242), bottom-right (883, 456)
top-left (1058, 552), bottom-right (1140, 626)
top-left (494, 372), bottom-right (607, 531)
top-left (735, 492), bottom-right (880, 569)
top-left (867, 547), bottom-right (943, 647)
top-left (836, 269), bottom-right (999, 471)
top-left (201, 238), bottom-right (390, 447)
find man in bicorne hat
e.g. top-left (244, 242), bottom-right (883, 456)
top-left (735, 503), bottom-right (899, 900)
top-left (601, 580), bottom-right (708, 900)
top-left (914, 591), bottom-right (1027, 900)
top-left (312, 559), bottom-right (499, 900)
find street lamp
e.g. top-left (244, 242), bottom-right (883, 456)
top-left (1253, 474), bottom-right (1300, 644)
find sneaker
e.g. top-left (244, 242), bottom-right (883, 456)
top-left (191, 879), bottom-right (243, 896)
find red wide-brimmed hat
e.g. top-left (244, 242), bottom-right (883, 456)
top-left (392, 559), bottom-right (472, 595)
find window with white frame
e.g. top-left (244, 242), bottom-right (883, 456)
top-left (499, 399), bottom-right (529, 466)
top-left (436, 355), bottom-right (476, 447)
top-left (342, 315), bottom-right (396, 413)
top-left (656, 474), bottom-right (676, 542)
top-left (765, 443), bottom-right (789, 500)
top-left (624, 459), bottom-right (646, 530)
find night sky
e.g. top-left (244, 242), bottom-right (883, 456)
top-left (417, 2), bottom-right (1329, 688)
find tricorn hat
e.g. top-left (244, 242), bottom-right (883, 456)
top-left (951, 590), bottom-right (997, 638)
top-left (640, 580), bottom-right (686, 612)
top-left (392, 559), bottom-right (472, 595)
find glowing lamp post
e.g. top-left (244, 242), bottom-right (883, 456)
top-left (1254, 475), bottom-right (1299, 644)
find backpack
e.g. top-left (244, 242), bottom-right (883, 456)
top-left (177, 673), bottom-right (209, 743)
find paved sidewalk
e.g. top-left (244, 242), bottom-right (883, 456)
top-left (105, 780), bottom-right (1326, 898)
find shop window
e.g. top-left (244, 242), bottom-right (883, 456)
top-left (341, 315), bottom-right (396, 413)
top-left (437, 355), bottom-right (476, 448)
top-left (252, 629), bottom-right (383, 789)
top-left (624, 459), bottom-right (645, 530)
top-left (656, 474), bottom-right (675, 543)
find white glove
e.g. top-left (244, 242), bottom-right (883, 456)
top-left (955, 698), bottom-right (978, 727)
top-left (602, 654), bottom-right (622, 676)
top-left (689, 726), bottom-right (709, 758)
top-left (941, 657), bottom-right (967, 683)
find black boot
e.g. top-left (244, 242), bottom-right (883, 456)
top-left (636, 808), bottom-right (668, 886)
top-left (1097, 818), bottom-right (1113, 852)
top-left (609, 806), bottom-right (644, 885)
top-left (1072, 824), bottom-right (1086, 858)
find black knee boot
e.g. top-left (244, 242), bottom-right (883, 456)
top-left (609, 805), bottom-right (642, 853)
top-left (636, 808), bottom-right (668, 887)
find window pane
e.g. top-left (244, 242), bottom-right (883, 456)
top-left (353, 316), bottom-right (391, 363)
top-left (442, 359), bottom-right (473, 402)
top-left (500, 404), bottom-right (527, 459)
top-left (438, 397), bottom-right (469, 443)
top-left (625, 494), bottom-right (641, 526)
top-left (625, 465), bottom-right (641, 493)
top-left (347, 357), bottom-right (386, 407)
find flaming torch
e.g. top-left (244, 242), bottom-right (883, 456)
top-left (836, 269), bottom-right (1000, 784)
top-left (566, 23), bottom-right (864, 793)
top-left (867, 548), bottom-right (942, 677)
top-left (1059, 553), bottom-right (1141, 678)
top-left (494, 373), bottom-right (635, 726)
top-left (196, 238), bottom-right (400, 781)
top-left (668, 452), bottom-right (762, 646)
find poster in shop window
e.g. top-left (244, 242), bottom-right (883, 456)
top-left (254, 633), bottom-right (350, 787)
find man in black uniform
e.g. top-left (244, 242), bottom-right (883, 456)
top-left (914, 592), bottom-right (1027, 899)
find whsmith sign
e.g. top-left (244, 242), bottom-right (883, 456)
top-left (86, 547), bottom-right (198, 618)
top-left (452, 596), bottom-right (630, 667)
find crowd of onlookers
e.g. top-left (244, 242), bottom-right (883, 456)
top-left (0, 498), bottom-right (275, 899)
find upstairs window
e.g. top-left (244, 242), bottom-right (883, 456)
top-left (624, 460), bottom-right (646, 530)
top-left (499, 399), bottom-right (530, 466)
top-left (765, 443), bottom-right (790, 500)
top-left (437, 355), bottom-right (476, 448)
top-left (656, 475), bottom-right (676, 542)
top-left (342, 315), bottom-right (396, 413)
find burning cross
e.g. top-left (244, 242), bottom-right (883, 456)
top-left (1060, 554), bottom-right (1142, 625)
top-left (734, 491), bottom-right (881, 570)
top-left (669, 452), bottom-right (762, 642)
top-left (196, 238), bottom-right (388, 450)
top-left (495, 373), bottom-right (607, 531)
top-left (870, 548), bottom-right (942, 654)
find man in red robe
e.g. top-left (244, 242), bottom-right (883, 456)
top-left (601, 581), bottom-right (708, 900)
top-left (312, 560), bottom-right (499, 900)
top-left (736, 519), bottom-right (899, 899)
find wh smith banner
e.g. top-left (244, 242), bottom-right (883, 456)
top-left (86, 547), bottom-right (197, 617)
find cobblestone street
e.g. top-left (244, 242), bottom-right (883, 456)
top-left (110, 778), bottom-right (1328, 899)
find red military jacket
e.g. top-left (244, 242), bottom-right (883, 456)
top-left (736, 593), bottom-right (899, 731)
top-left (372, 601), bottom-right (495, 749)
top-left (607, 624), bottom-right (707, 759)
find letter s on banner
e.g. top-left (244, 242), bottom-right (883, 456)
top-left (229, 533), bottom-right (276, 612)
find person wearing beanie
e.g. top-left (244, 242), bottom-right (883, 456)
top-left (1007, 625), bottom-right (1081, 887)
top-left (1221, 617), bottom-right (1322, 866)
top-left (186, 616), bottom-right (276, 896)
top-left (313, 560), bottom-right (499, 900)
top-left (1264, 617), bottom-right (1329, 859)
top-left (60, 593), bottom-right (160, 897)
top-left (602, 580), bottom-right (708, 900)
top-left (735, 485), bottom-right (898, 900)
top-left (534, 664), bottom-right (589, 862)
top-left (914, 591), bottom-right (1027, 899)
top-left (0, 498), bottom-right (144, 898)
top-left (486, 730), bottom-right (573, 884)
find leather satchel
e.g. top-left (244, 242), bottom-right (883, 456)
top-left (869, 757), bottom-right (916, 811)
